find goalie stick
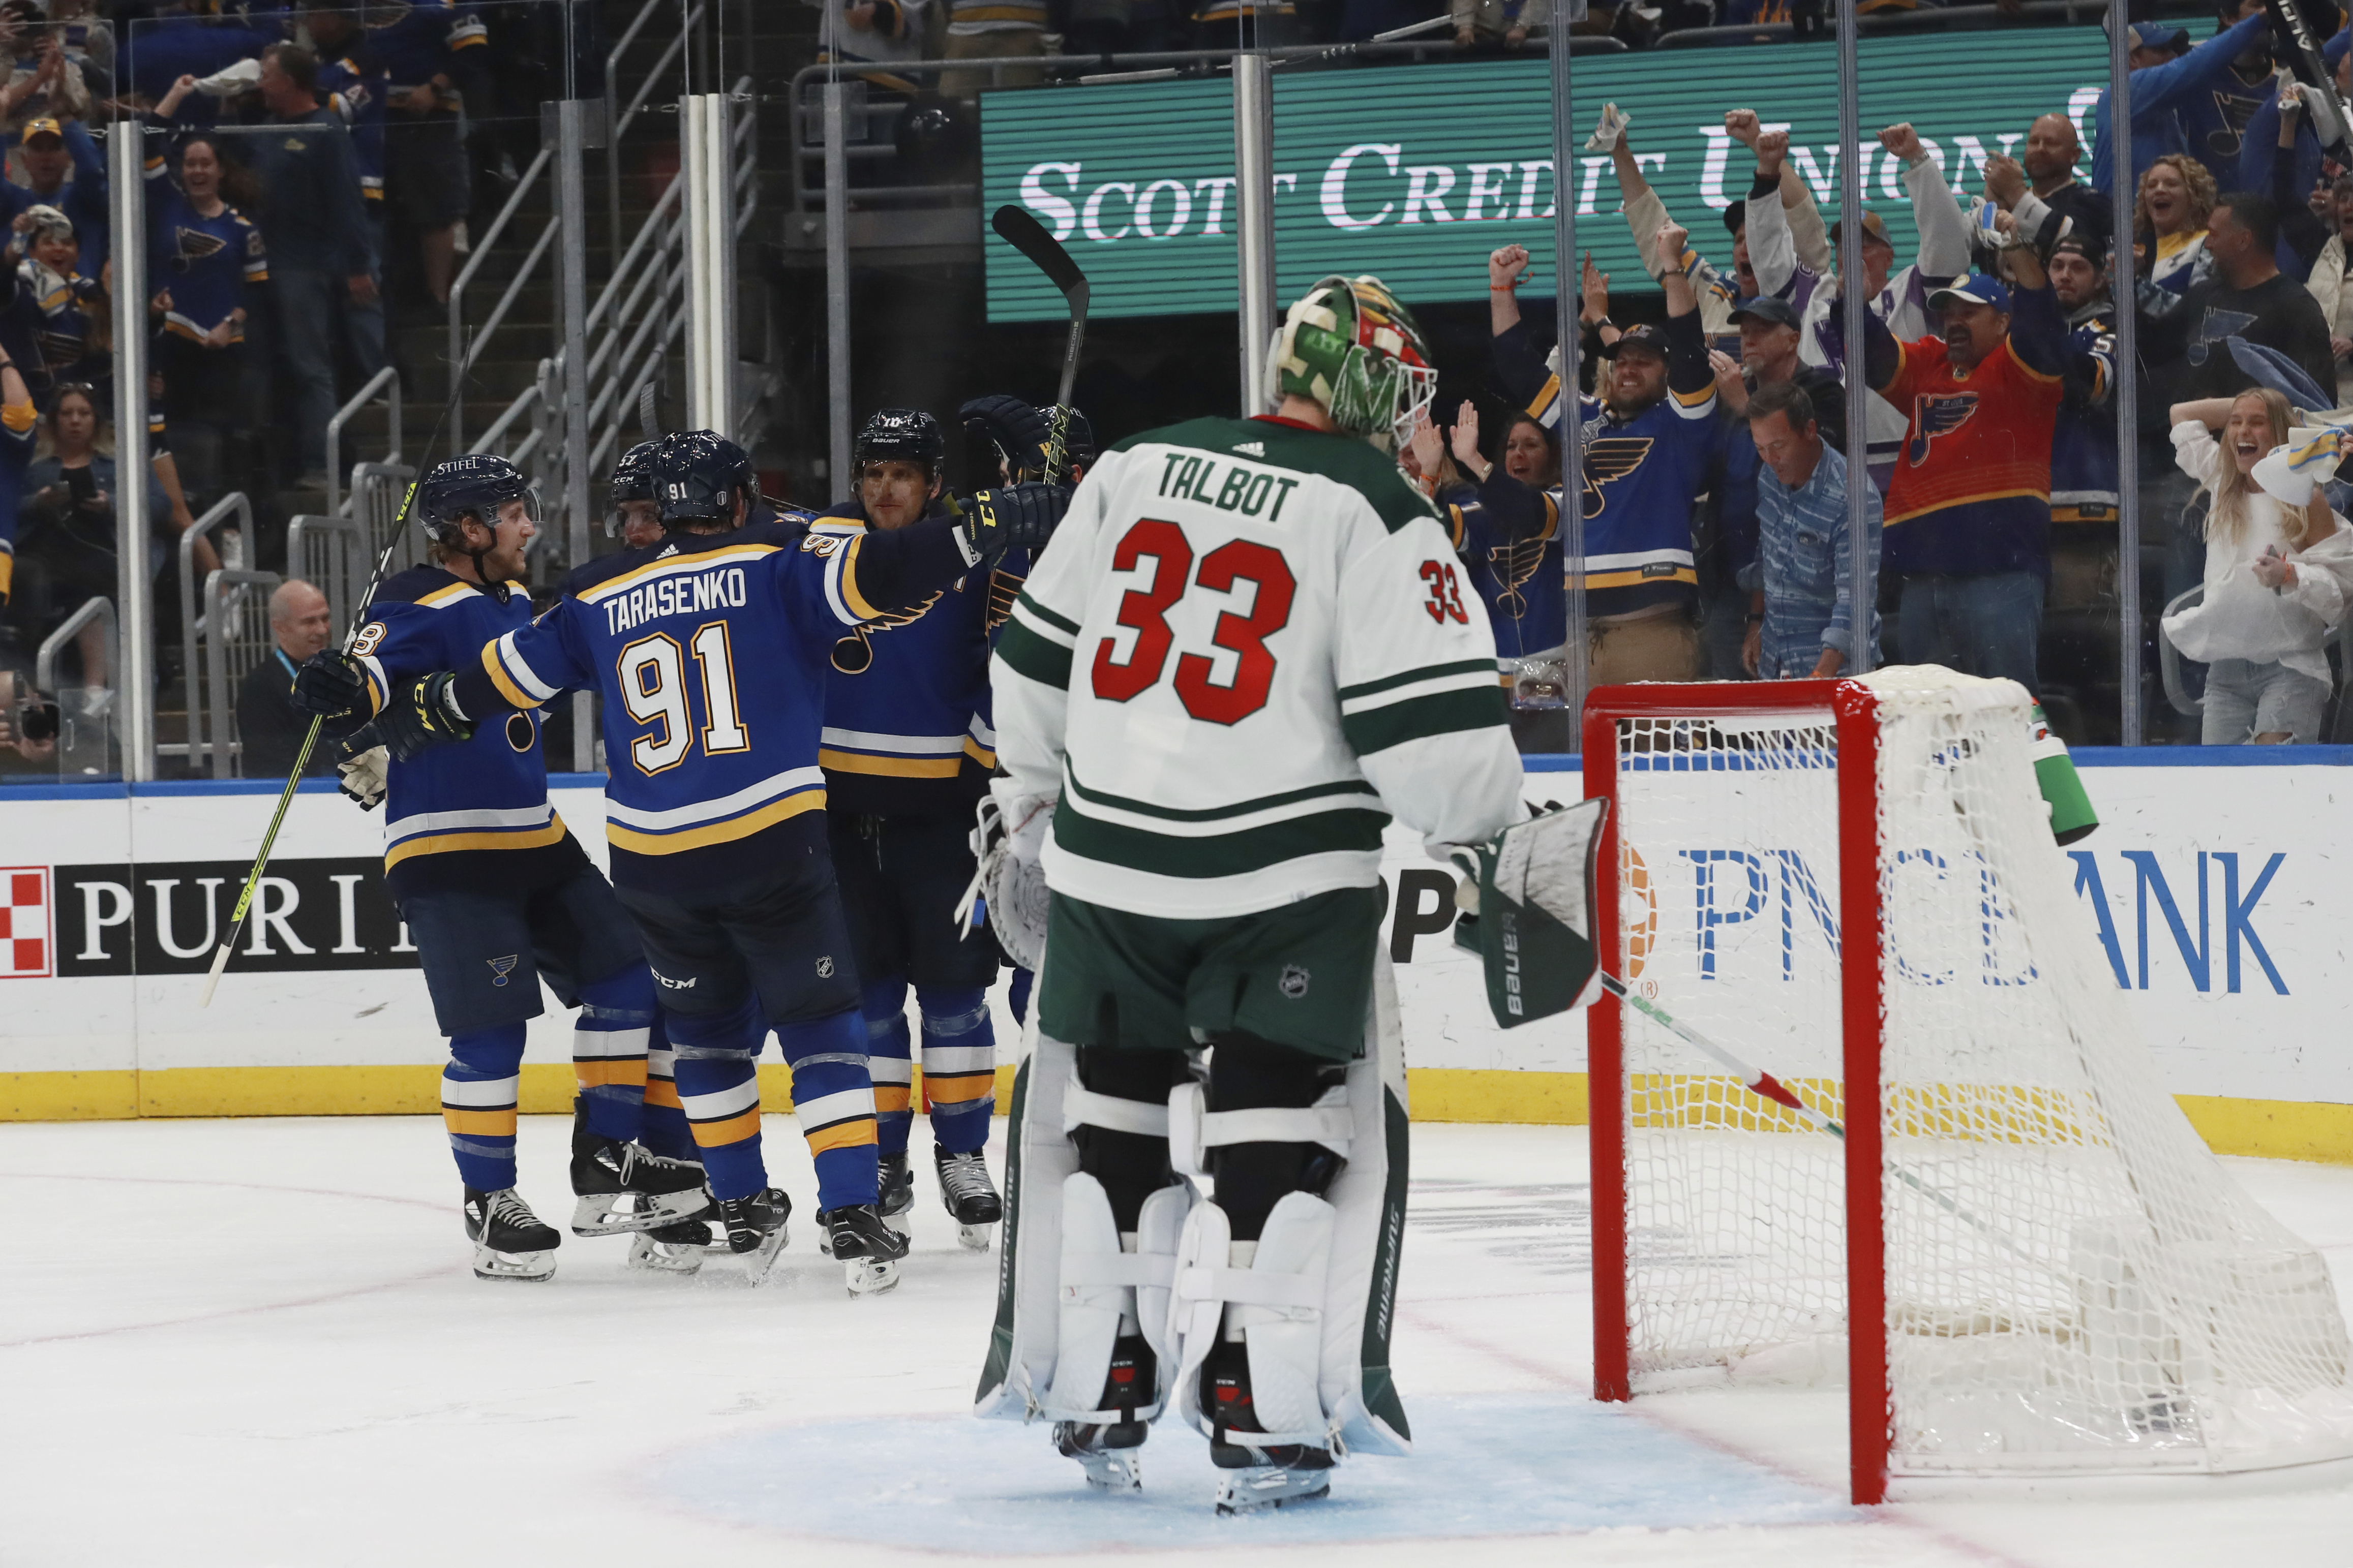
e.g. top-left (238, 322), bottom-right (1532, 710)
top-left (989, 203), bottom-right (1089, 484)
top-left (2266, 0), bottom-right (2351, 158)
top-left (197, 359), bottom-right (470, 1008)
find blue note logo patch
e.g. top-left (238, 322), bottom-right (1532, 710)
top-left (488, 954), bottom-right (520, 988)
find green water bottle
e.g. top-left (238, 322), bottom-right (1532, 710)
top-left (2028, 702), bottom-right (2098, 845)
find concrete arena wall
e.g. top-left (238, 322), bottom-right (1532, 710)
top-left (3, 752), bottom-right (2350, 1165)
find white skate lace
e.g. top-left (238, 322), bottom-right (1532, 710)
top-left (486, 1189), bottom-right (541, 1233)
top-left (939, 1151), bottom-right (995, 1203)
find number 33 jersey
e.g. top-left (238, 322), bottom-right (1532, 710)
top-left (992, 413), bottom-right (1526, 920)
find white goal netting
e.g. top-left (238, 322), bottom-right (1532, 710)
top-left (1603, 667), bottom-right (2353, 1475)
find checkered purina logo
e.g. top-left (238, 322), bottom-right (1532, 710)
top-left (1, 867), bottom-right (53, 978)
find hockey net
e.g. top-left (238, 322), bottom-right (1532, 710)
top-left (1584, 668), bottom-right (2353, 1502)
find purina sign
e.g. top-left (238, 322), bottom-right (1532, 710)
top-left (980, 28), bottom-right (2200, 324)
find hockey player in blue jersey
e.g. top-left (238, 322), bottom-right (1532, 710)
top-left (354, 431), bottom-right (1068, 1292)
top-left (290, 455), bottom-right (712, 1282)
top-left (812, 405), bottom-right (1072, 1251)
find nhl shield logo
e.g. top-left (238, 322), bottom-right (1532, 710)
top-left (1279, 964), bottom-right (1310, 999)
top-left (487, 955), bottom-right (520, 988)
top-left (816, 955), bottom-right (835, 978)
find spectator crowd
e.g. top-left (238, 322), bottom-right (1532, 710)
top-left (1449, 7), bottom-right (2353, 750)
top-left (0, 0), bottom-right (581, 767)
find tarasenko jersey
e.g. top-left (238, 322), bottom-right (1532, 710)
top-left (992, 414), bottom-right (1523, 920)
top-left (810, 500), bottom-right (1017, 818)
top-left (450, 517), bottom-right (974, 896)
top-left (351, 566), bottom-right (587, 900)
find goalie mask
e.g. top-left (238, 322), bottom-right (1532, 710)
top-left (1267, 274), bottom-right (1438, 449)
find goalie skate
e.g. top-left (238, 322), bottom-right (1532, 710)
top-left (935, 1144), bottom-right (1001, 1251)
top-left (625, 1216), bottom-right (716, 1275)
top-left (714, 1189), bottom-right (791, 1285)
top-left (1212, 1453), bottom-right (1335, 1515)
top-left (818, 1203), bottom-right (910, 1296)
top-left (463, 1187), bottom-right (559, 1282)
top-left (1053, 1420), bottom-right (1143, 1493)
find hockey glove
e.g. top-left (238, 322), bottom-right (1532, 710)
top-left (338, 744), bottom-right (389, 811)
top-left (959, 394), bottom-right (1054, 480)
top-left (368, 670), bottom-right (474, 762)
top-left (960, 482), bottom-right (1071, 561)
top-left (291, 650), bottom-right (369, 721)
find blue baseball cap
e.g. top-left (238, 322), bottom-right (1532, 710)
top-left (2126, 21), bottom-right (2189, 53)
top-left (1929, 274), bottom-right (2013, 313)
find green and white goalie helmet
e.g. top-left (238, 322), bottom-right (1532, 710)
top-left (1268, 273), bottom-right (1439, 448)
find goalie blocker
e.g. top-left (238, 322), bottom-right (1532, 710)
top-left (973, 896), bottom-right (1412, 1506)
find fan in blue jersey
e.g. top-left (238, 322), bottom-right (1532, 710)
top-left (348, 432), bottom-right (1069, 1293)
top-left (290, 454), bottom-right (713, 1282)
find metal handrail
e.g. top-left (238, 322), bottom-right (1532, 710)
top-left (286, 512), bottom-right (367, 640)
top-left (202, 567), bottom-right (283, 779)
top-left (176, 490), bottom-right (253, 776)
top-left (36, 595), bottom-right (116, 696)
top-left (1655, 1), bottom-right (2093, 47)
top-left (474, 361), bottom-right (547, 455)
top-left (447, 145), bottom-right (553, 449)
top-left (325, 366), bottom-right (402, 519)
top-left (464, 213), bottom-right (562, 394)
top-left (606, 0), bottom-right (704, 280)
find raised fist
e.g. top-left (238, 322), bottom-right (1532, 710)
top-left (1724, 108), bottom-right (1761, 147)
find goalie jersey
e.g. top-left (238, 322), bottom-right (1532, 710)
top-left (991, 413), bottom-right (1525, 920)
top-left (351, 567), bottom-right (588, 900)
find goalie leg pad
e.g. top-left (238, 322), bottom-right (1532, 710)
top-left (1163, 958), bottom-right (1414, 1460)
top-left (974, 1029), bottom-right (1196, 1426)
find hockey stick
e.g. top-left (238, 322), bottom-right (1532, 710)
top-left (2266, 0), bottom-right (2351, 158)
top-left (196, 360), bottom-right (470, 1008)
top-left (989, 203), bottom-right (1089, 484)
top-left (1600, 971), bottom-right (2055, 1274)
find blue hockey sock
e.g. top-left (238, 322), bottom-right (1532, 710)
top-left (672, 993), bottom-right (769, 1201)
top-left (917, 985), bottom-right (995, 1155)
top-left (1008, 966), bottom-right (1034, 1026)
top-left (777, 1007), bottom-right (879, 1211)
top-left (640, 1010), bottom-right (695, 1162)
top-left (861, 975), bottom-right (913, 1158)
top-left (442, 1023), bottom-right (528, 1192)
top-left (574, 966), bottom-right (655, 1145)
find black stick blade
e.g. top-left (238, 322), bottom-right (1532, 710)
top-left (991, 204), bottom-right (1088, 302)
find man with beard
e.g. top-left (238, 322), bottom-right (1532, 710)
top-left (1972, 113), bottom-right (2115, 270)
top-left (1569, 221), bottom-right (1721, 684)
top-left (1857, 247), bottom-right (2075, 692)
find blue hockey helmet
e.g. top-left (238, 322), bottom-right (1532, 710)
top-left (654, 429), bottom-right (757, 527)
top-left (608, 438), bottom-right (661, 537)
top-left (414, 453), bottom-right (539, 600)
top-left (854, 407), bottom-right (945, 479)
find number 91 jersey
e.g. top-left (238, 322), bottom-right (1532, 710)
top-left (990, 414), bottom-right (1527, 921)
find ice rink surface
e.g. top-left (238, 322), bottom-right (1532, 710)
top-left (7, 1116), bottom-right (2352, 1566)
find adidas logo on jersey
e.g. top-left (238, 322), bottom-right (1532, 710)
top-left (1232, 440), bottom-right (1266, 456)
top-left (655, 543), bottom-right (680, 559)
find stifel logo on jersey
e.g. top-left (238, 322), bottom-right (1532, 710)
top-left (1, 866), bottom-right (52, 977)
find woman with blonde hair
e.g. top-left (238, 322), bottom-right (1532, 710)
top-left (2163, 387), bottom-right (2353, 743)
top-left (2135, 153), bottom-right (2218, 310)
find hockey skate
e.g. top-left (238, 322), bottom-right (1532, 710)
top-left (1052, 1331), bottom-right (1156, 1493)
top-left (568, 1105), bottom-right (714, 1236)
top-left (1053, 1420), bottom-right (1144, 1493)
top-left (714, 1188), bottom-right (792, 1284)
top-left (877, 1152), bottom-right (915, 1238)
top-left (1203, 1342), bottom-right (1334, 1514)
top-left (934, 1144), bottom-right (1002, 1251)
top-left (816, 1203), bottom-right (910, 1296)
top-left (625, 1215), bottom-right (716, 1275)
top-left (463, 1187), bottom-right (560, 1282)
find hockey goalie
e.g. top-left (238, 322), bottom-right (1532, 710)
top-left (972, 274), bottom-right (1525, 1512)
